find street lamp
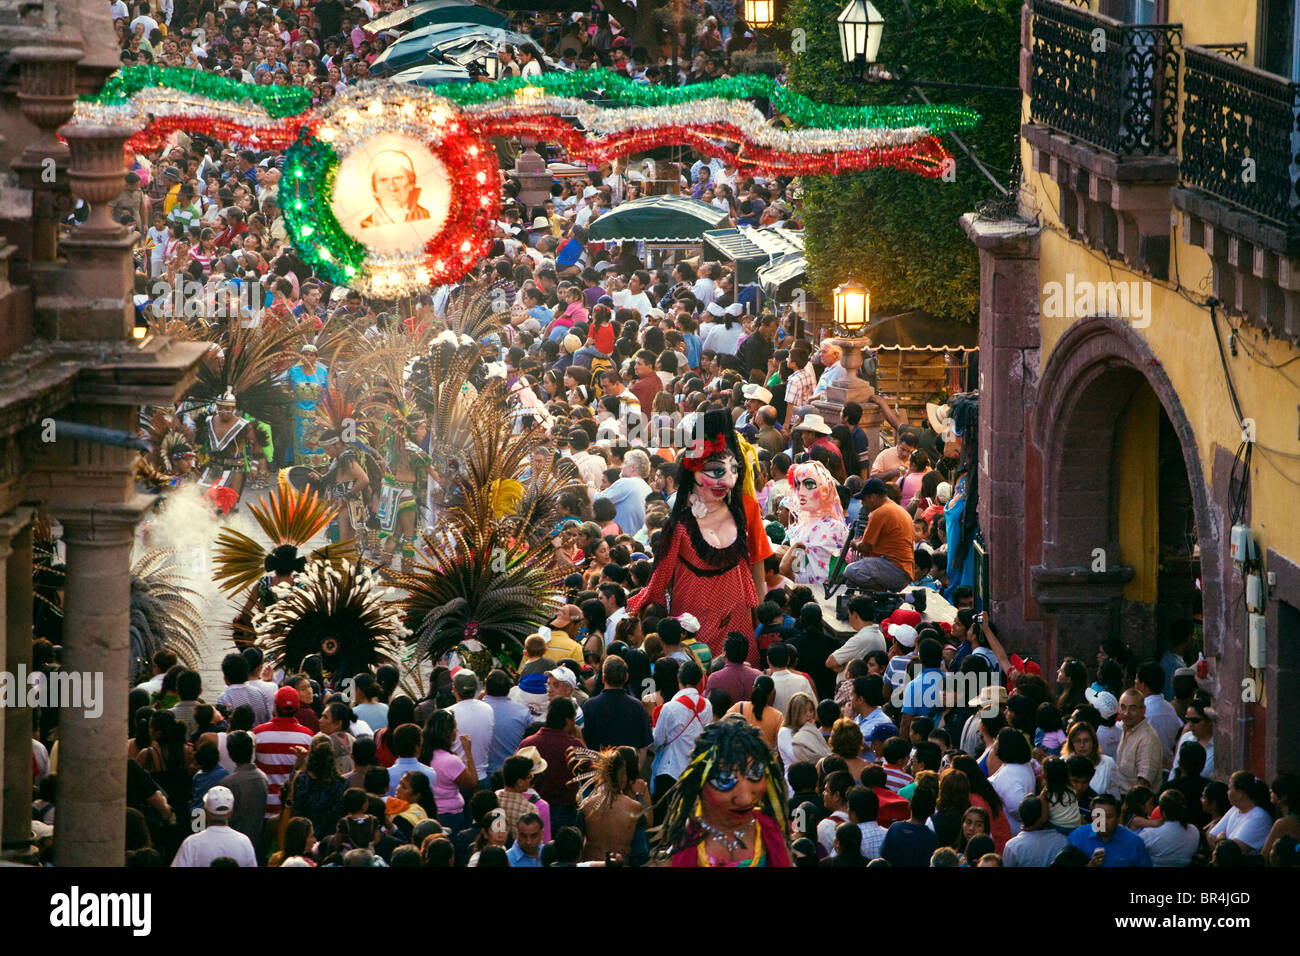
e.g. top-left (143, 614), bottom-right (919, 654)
top-left (837, 0), bottom-right (885, 69)
top-left (833, 275), bottom-right (870, 337)
top-left (744, 0), bottom-right (776, 29)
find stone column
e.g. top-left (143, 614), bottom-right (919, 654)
top-left (1, 513), bottom-right (33, 855)
top-left (512, 138), bottom-right (552, 209)
top-left (48, 123), bottom-right (137, 342)
top-left (52, 500), bottom-right (150, 868)
top-left (9, 46), bottom-right (83, 297)
top-left (960, 214), bottom-right (1042, 653)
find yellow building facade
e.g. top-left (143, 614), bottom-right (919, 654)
top-left (965, 0), bottom-right (1300, 779)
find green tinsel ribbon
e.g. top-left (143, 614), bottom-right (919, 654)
top-left (278, 130), bottom-right (366, 285)
top-left (435, 68), bottom-right (980, 133)
top-left (83, 66), bottom-right (312, 119)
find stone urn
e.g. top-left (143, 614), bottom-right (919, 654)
top-left (11, 46), bottom-right (83, 160)
top-left (59, 124), bottom-right (135, 237)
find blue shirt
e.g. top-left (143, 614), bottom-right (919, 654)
top-left (1067, 824), bottom-right (1152, 867)
top-left (683, 332), bottom-right (702, 371)
top-left (484, 695), bottom-right (534, 775)
top-left (597, 476), bottom-right (652, 536)
top-left (387, 756), bottom-right (437, 797)
top-left (901, 668), bottom-right (945, 717)
top-left (506, 843), bottom-right (543, 867)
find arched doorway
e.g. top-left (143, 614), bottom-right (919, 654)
top-left (1029, 317), bottom-right (1226, 680)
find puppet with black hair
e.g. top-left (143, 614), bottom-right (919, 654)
top-left (653, 718), bottom-right (791, 867)
top-left (627, 410), bottom-right (761, 664)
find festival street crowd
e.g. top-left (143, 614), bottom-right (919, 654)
top-left (17, 0), bottom-right (1299, 869)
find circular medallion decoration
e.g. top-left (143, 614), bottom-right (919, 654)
top-left (280, 86), bottom-right (500, 297)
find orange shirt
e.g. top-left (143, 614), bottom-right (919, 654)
top-left (861, 500), bottom-right (915, 578)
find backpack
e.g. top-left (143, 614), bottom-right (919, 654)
top-left (588, 353), bottom-right (613, 398)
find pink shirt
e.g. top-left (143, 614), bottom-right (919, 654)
top-left (430, 749), bottom-right (467, 814)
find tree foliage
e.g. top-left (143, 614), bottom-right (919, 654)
top-left (783, 0), bottom-right (1021, 322)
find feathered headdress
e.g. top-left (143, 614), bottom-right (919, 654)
top-left (129, 548), bottom-right (205, 681)
top-left (384, 523), bottom-right (564, 676)
top-left (185, 323), bottom-right (299, 425)
top-left (652, 718), bottom-right (787, 861)
top-left (211, 470), bottom-right (357, 598)
top-left (568, 747), bottom-right (633, 816)
top-left (255, 559), bottom-right (408, 677)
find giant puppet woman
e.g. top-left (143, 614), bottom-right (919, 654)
top-left (628, 410), bottom-right (761, 664)
top-left (778, 460), bottom-right (848, 589)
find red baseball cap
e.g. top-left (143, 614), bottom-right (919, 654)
top-left (274, 686), bottom-right (300, 712)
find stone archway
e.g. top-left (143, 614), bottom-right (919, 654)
top-left (1029, 316), bottom-right (1226, 674)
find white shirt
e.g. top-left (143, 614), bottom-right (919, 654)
top-left (448, 698), bottom-right (495, 779)
top-left (1097, 722), bottom-right (1123, 759)
top-left (110, 0), bottom-right (129, 19)
top-left (130, 14), bottom-right (159, 35)
top-left (816, 809), bottom-right (850, 857)
top-left (831, 624), bottom-right (887, 678)
top-left (614, 288), bottom-right (653, 317)
top-left (521, 59), bottom-right (542, 76)
top-left (1140, 821), bottom-right (1200, 867)
top-left (604, 607), bottom-right (628, 645)
top-left (691, 277), bottom-right (716, 307)
top-left (1090, 753), bottom-right (1121, 798)
top-left (769, 669), bottom-right (815, 715)
top-left (1209, 805), bottom-right (1272, 852)
top-left (1143, 693), bottom-right (1182, 756)
top-left (652, 688), bottom-right (709, 780)
top-left (990, 762), bottom-right (1037, 835)
top-left (171, 824), bottom-right (257, 867)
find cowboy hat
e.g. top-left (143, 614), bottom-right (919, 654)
top-left (742, 383), bottom-right (773, 404)
top-left (927, 402), bottom-right (957, 443)
top-left (795, 413), bottom-right (831, 435)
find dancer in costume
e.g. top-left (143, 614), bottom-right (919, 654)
top-left (196, 390), bottom-right (273, 508)
top-left (377, 417), bottom-right (430, 569)
top-left (653, 718), bottom-right (791, 867)
top-left (254, 559), bottom-right (407, 689)
top-left (287, 343), bottom-right (330, 467)
top-left (211, 471), bottom-right (358, 648)
top-left (569, 746), bottom-right (652, 865)
top-left (779, 460), bottom-right (848, 590)
top-left (627, 409), bottom-right (760, 665)
top-left (320, 427), bottom-right (370, 546)
top-left (927, 393), bottom-right (980, 600)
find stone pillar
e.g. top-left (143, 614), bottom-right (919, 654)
top-left (52, 500), bottom-right (150, 868)
top-left (48, 123), bottom-right (136, 342)
top-left (1, 513), bottom-right (33, 855)
top-left (9, 46), bottom-right (83, 299)
top-left (960, 214), bottom-right (1043, 653)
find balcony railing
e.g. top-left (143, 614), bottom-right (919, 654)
top-left (1180, 46), bottom-right (1300, 230)
top-left (1029, 0), bottom-right (1182, 156)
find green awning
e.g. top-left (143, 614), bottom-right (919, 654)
top-left (586, 195), bottom-right (730, 244)
top-left (757, 253), bottom-right (807, 298)
top-left (365, 1), bottom-right (507, 35)
top-left (704, 226), bottom-right (803, 284)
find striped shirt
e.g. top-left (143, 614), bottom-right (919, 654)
top-left (882, 763), bottom-right (913, 793)
top-left (252, 717), bottom-right (314, 818)
top-left (217, 682), bottom-right (273, 725)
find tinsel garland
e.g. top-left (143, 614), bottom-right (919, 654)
top-left (84, 65), bottom-right (312, 118)
top-left (434, 68), bottom-right (980, 134)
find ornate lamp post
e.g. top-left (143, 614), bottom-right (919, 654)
top-left (828, 275), bottom-right (876, 405)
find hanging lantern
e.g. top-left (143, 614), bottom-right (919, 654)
top-left (837, 0), bottom-right (885, 67)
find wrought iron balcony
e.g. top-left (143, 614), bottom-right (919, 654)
top-left (1180, 45), bottom-right (1299, 238)
top-left (1028, 0), bottom-right (1181, 157)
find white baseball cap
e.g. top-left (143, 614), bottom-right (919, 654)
top-left (889, 624), bottom-right (918, 648)
top-left (203, 786), bottom-right (235, 814)
top-left (545, 667), bottom-right (578, 689)
top-left (1085, 687), bottom-right (1119, 719)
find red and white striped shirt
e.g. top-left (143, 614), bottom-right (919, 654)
top-left (252, 717), bottom-right (314, 819)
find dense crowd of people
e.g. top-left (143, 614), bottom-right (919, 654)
top-left (15, 0), bottom-right (1291, 869)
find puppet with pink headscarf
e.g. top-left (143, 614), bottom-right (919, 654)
top-left (779, 460), bottom-right (848, 588)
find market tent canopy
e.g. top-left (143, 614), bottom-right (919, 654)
top-left (369, 23), bottom-right (540, 75)
top-left (365, 0), bottom-right (508, 35)
top-left (757, 252), bottom-right (806, 299)
top-left (391, 63), bottom-right (476, 86)
top-left (586, 194), bottom-right (730, 243)
top-left (703, 225), bottom-right (803, 284)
